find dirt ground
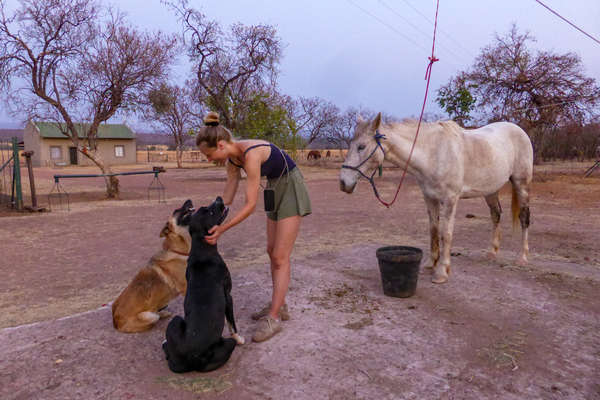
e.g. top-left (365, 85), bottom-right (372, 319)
top-left (1, 160), bottom-right (599, 399)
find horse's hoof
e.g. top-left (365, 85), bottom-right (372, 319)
top-left (233, 333), bottom-right (245, 345)
top-left (516, 256), bottom-right (528, 266)
top-left (432, 265), bottom-right (449, 283)
top-left (486, 251), bottom-right (497, 260)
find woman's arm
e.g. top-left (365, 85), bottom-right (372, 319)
top-left (205, 151), bottom-right (262, 244)
top-left (223, 161), bottom-right (241, 205)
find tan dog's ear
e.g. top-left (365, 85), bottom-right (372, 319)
top-left (160, 222), bottom-right (170, 237)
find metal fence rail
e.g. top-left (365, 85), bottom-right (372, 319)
top-left (48, 166), bottom-right (166, 211)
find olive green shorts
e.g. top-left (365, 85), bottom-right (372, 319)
top-left (266, 167), bottom-right (312, 221)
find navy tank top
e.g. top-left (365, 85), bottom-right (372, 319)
top-left (229, 143), bottom-right (296, 180)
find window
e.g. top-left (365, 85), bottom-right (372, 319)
top-left (115, 145), bottom-right (125, 158)
top-left (50, 146), bottom-right (62, 160)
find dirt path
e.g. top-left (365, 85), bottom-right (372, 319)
top-left (1, 162), bottom-right (599, 399)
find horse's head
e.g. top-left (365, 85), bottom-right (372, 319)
top-left (340, 112), bottom-right (384, 193)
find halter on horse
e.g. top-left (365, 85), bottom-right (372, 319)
top-left (341, 131), bottom-right (387, 203)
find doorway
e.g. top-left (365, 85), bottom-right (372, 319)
top-left (69, 147), bottom-right (78, 165)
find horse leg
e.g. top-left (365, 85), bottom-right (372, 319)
top-left (432, 196), bottom-right (459, 284)
top-left (511, 178), bottom-right (531, 265)
top-left (484, 192), bottom-right (502, 259)
top-left (423, 196), bottom-right (440, 271)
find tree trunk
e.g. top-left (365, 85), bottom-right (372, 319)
top-left (176, 148), bottom-right (183, 169)
top-left (80, 147), bottom-right (120, 198)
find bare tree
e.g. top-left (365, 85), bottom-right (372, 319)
top-left (285, 96), bottom-right (339, 147)
top-left (327, 108), bottom-right (396, 149)
top-left (439, 24), bottom-right (600, 159)
top-left (146, 81), bottom-right (205, 168)
top-left (0, 0), bottom-right (177, 197)
top-left (328, 107), bottom-right (360, 149)
top-left (473, 25), bottom-right (598, 124)
top-left (165, 0), bottom-right (282, 131)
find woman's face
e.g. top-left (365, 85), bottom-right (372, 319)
top-left (199, 141), bottom-right (227, 162)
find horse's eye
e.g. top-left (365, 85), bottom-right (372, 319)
top-left (357, 144), bottom-right (366, 151)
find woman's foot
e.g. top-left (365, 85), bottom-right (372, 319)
top-left (252, 316), bottom-right (282, 342)
top-left (251, 303), bottom-right (290, 321)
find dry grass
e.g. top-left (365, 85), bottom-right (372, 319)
top-left (477, 331), bottom-right (527, 370)
top-left (157, 373), bottom-right (233, 394)
top-left (308, 283), bottom-right (380, 315)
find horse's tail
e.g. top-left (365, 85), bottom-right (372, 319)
top-left (511, 184), bottom-right (520, 231)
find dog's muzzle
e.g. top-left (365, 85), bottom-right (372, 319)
top-left (183, 207), bottom-right (195, 218)
top-left (218, 207), bottom-right (229, 224)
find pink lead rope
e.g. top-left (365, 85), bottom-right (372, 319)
top-left (376, 0), bottom-right (440, 208)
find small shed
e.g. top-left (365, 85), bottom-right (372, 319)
top-left (24, 121), bottom-right (137, 167)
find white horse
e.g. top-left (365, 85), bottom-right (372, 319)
top-left (340, 113), bottom-right (533, 284)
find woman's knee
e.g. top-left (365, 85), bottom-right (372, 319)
top-left (266, 244), bottom-right (275, 258)
top-left (269, 251), bottom-right (290, 269)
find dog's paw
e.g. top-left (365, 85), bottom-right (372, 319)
top-left (232, 333), bottom-right (245, 345)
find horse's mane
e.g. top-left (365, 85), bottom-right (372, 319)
top-left (385, 119), bottom-right (462, 139)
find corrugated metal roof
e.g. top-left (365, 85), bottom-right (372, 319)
top-left (33, 121), bottom-right (135, 139)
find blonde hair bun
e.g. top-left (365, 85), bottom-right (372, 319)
top-left (204, 111), bottom-right (220, 126)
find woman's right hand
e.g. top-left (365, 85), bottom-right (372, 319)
top-left (205, 225), bottom-right (225, 245)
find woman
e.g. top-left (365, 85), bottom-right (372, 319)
top-left (197, 112), bottom-right (311, 343)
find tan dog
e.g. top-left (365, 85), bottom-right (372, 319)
top-left (112, 200), bottom-right (194, 333)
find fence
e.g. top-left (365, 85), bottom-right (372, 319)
top-left (136, 149), bottom-right (348, 164)
top-left (137, 150), bottom-right (207, 164)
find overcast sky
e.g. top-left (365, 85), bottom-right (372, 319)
top-left (1, 0), bottom-right (599, 130)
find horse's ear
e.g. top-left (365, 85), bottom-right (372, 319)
top-left (356, 114), bottom-right (364, 123)
top-left (371, 112), bottom-right (382, 131)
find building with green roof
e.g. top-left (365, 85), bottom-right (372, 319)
top-left (24, 121), bottom-right (137, 167)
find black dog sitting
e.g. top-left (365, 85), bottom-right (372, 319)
top-left (162, 197), bottom-right (244, 373)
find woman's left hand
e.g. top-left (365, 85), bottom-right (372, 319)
top-left (205, 224), bottom-right (225, 245)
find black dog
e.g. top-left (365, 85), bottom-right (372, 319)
top-left (162, 197), bottom-right (244, 373)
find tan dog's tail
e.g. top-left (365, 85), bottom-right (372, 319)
top-left (111, 301), bottom-right (122, 329)
top-left (511, 184), bottom-right (520, 231)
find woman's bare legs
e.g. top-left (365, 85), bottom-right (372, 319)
top-left (266, 215), bottom-right (301, 320)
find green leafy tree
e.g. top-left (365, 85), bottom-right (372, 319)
top-left (236, 93), bottom-right (300, 153)
top-left (436, 74), bottom-right (477, 127)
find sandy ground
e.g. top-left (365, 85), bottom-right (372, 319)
top-left (1, 160), bottom-right (599, 399)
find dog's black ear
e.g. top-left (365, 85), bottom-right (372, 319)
top-left (160, 223), bottom-right (170, 237)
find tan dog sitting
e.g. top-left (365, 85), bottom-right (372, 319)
top-left (112, 200), bottom-right (194, 333)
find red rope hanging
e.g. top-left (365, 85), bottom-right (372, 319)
top-left (377, 0), bottom-right (440, 208)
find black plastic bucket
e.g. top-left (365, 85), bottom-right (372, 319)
top-left (376, 246), bottom-right (423, 298)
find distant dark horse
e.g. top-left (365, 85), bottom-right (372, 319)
top-left (307, 150), bottom-right (322, 160)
